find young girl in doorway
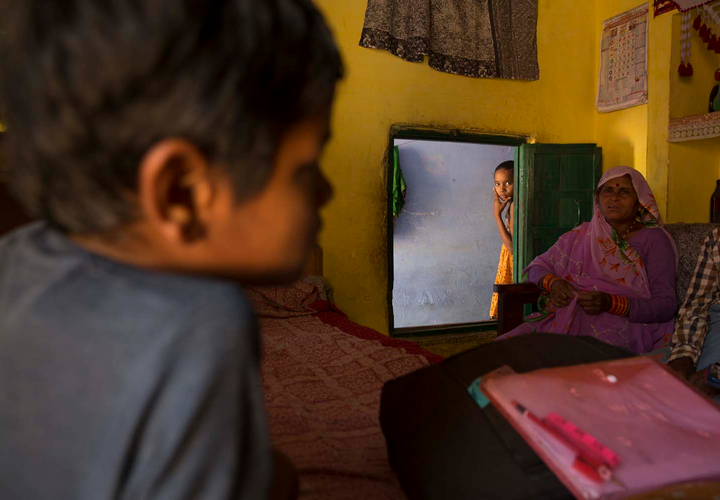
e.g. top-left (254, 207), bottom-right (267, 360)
top-left (489, 161), bottom-right (514, 319)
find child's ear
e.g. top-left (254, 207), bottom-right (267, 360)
top-left (138, 139), bottom-right (215, 243)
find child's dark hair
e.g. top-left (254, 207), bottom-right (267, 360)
top-left (494, 160), bottom-right (514, 175)
top-left (0, 0), bottom-right (343, 233)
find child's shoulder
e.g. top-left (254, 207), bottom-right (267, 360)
top-left (2, 222), bottom-right (256, 353)
top-left (162, 279), bottom-right (257, 361)
top-left (115, 269), bottom-right (256, 354)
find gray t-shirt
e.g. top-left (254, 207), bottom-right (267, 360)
top-left (0, 223), bottom-right (271, 499)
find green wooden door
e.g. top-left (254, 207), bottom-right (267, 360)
top-left (513, 144), bottom-right (602, 281)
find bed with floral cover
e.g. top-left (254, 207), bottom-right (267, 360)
top-left (245, 277), bottom-right (442, 500)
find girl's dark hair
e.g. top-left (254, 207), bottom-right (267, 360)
top-left (494, 160), bottom-right (514, 175)
top-left (0, 0), bottom-right (343, 233)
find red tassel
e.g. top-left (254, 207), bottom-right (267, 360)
top-left (679, 63), bottom-right (687, 76)
top-left (701, 24), bottom-right (709, 40)
top-left (710, 35), bottom-right (718, 51)
top-left (716, 43), bottom-right (720, 54)
top-left (687, 62), bottom-right (694, 76)
top-left (694, 15), bottom-right (702, 30)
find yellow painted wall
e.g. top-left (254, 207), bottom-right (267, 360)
top-left (646, 12), bottom-right (673, 219)
top-left (315, 0), bottom-right (598, 333)
top-left (667, 140), bottom-right (720, 222)
top-left (595, 0), bottom-right (650, 177)
top-left (314, 0), bottom-right (717, 331)
top-left (666, 13), bottom-right (720, 222)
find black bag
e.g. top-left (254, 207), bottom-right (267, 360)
top-left (380, 334), bottom-right (633, 500)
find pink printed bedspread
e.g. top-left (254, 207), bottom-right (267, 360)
top-left (247, 279), bottom-right (442, 500)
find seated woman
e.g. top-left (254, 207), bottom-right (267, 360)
top-left (497, 166), bottom-right (678, 353)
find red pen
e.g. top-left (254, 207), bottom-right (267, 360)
top-left (543, 412), bottom-right (621, 470)
top-left (511, 400), bottom-right (612, 484)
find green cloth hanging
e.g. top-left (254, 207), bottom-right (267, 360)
top-left (392, 145), bottom-right (407, 217)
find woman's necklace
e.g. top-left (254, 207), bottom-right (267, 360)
top-left (620, 220), bottom-right (637, 240)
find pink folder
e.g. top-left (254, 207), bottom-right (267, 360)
top-left (480, 357), bottom-right (720, 499)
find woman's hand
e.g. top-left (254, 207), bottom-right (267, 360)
top-left (493, 190), bottom-right (509, 218)
top-left (549, 279), bottom-right (578, 307)
top-left (577, 291), bottom-right (611, 315)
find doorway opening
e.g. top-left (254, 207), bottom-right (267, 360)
top-left (388, 128), bottom-right (524, 336)
top-left (387, 128), bottom-right (602, 337)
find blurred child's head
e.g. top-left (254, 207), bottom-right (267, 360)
top-left (0, 0), bottom-right (343, 283)
top-left (494, 161), bottom-right (514, 202)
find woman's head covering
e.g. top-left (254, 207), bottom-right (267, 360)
top-left (589, 166), bottom-right (677, 297)
top-left (596, 166), bottom-right (663, 228)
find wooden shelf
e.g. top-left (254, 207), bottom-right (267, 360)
top-left (668, 111), bottom-right (720, 142)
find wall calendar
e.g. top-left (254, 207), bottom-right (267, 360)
top-left (597, 4), bottom-right (649, 113)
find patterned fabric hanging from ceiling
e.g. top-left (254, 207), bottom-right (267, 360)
top-left (671, 0), bottom-right (720, 76)
top-left (654, 0), bottom-right (717, 16)
top-left (358, 0), bottom-right (539, 81)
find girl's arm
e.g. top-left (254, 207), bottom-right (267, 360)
top-left (494, 195), bottom-right (512, 254)
top-left (508, 201), bottom-right (514, 237)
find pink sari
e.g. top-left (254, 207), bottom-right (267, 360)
top-left (500, 167), bottom-right (678, 353)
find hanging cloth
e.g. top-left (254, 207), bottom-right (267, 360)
top-left (654, 0), bottom-right (718, 16)
top-left (359, 0), bottom-right (539, 80)
top-left (392, 146), bottom-right (407, 218)
top-left (678, 2), bottom-right (720, 76)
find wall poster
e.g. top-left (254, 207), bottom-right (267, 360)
top-left (597, 4), bottom-right (649, 113)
